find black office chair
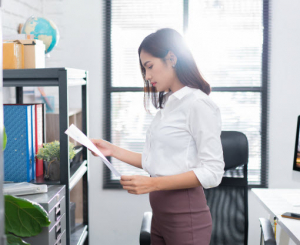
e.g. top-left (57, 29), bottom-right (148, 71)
top-left (259, 218), bottom-right (277, 245)
top-left (140, 131), bottom-right (249, 245)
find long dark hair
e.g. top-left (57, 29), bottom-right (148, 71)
top-left (138, 28), bottom-right (211, 112)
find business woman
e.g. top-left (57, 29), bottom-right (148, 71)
top-left (90, 28), bottom-right (225, 245)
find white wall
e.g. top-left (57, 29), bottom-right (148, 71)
top-left (2, 0), bottom-right (44, 103)
top-left (248, 1), bottom-right (300, 244)
top-left (2, 0), bottom-right (300, 244)
top-left (2, 0), bottom-right (43, 35)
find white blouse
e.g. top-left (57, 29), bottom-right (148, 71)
top-left (141, 86), bottom-right (225, 189)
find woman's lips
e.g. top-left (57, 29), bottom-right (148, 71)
top-left (151, 82), bottom-right (157, 86)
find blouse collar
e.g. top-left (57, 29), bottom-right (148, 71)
top-left (169, 86), bottom-right (196, 100)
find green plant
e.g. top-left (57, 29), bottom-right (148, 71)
top-left (36, 140), bottom-right (76, 162)
top-left (5, 195), bottom-right (51, 245)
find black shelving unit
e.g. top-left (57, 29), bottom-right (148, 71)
top-left (3, 67), bottom-right (89, 245)
top-left (0, 57), bottom-right (5, 245)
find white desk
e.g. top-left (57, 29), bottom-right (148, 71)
top-left (252, 189), bottom-right (300, 245)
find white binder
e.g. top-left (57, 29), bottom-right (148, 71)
top-left (3, 182), bottom-right (48, 196)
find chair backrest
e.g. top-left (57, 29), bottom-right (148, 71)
top-left (221, 131), bottom-right (248, 171)
top-left (204, 131), bottom-right (249, 245)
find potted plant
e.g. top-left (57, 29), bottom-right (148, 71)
top-left (36, 140), bottom-right (76, 181)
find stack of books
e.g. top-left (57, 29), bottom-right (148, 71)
top-left (3, 103), bottom-right (45, 182)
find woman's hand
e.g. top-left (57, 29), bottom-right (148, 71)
top-left (120, 175), bottom-right (158, 195)
top-left (89, 138), bottom-right (114, 157)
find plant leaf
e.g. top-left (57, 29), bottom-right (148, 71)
top-left (3, 126), bottom-right (7, 151)
top-left (5, 195), bottom-right (51, 237)
top-left (6, 234), bottom-right (30, 245)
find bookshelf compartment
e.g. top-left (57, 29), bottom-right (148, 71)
top-left (3, 68), bottom-right (89, 245)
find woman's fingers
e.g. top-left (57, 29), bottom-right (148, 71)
top-left (121, 175), bottom-right (133, 181)
top-left (90, 138), bottom-right (100, 146)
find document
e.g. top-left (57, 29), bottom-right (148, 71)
top-left (65, 124), bottom-right (121, 177)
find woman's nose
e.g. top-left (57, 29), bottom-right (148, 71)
top-left (145, 71), bottom-right (151, 81)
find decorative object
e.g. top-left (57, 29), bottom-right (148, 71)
top-left (5, 195), bottom-right (51, 245)
top-left (21, 16), bottom-right (60, 54)
top-left (36, 140), bottom-right (76, 180)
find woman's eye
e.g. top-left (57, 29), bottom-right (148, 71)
top-left (149, 65), bottom-right (153, 69)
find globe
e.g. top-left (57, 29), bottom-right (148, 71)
top-left (21, 16), bottom-right (60, 54)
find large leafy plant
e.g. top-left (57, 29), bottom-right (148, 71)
top-left (36, 140), bottom-right (76, 162)
top-left (5, 195), bottom-right (51, 245)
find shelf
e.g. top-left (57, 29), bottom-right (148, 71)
top-left (71, 224), bottom-right (88, 245)
top-left (47, 108), bottom-right (82, 117)
top-left (30, 160), bottom-right (87, 187)
top-left (3, 68), bottom-right (87, 87)
top-left (30, 176), bottom-right (60, 185)
top-left (68, 79), bottom-right (87, 87)
top-left (70, 160), bottom-right (87, 190)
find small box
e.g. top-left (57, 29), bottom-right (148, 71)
top-left (18, 39), bottom-right (45, 68)
top-left (3, 40), bottom-right (24, 69)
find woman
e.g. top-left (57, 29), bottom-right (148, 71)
top-left (90, 28), bottom-right (225, 245)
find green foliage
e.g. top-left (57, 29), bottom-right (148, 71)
top-left (36, 140), bottom-right (76, 162)
top-left (6, 234), bottom-right (29, 245)
top-left (5, 195), bottom-right (51, 237)
top-left (4, 195), bottom-right (50, 237)
top-left (3, 125), bottom-right (7, 151)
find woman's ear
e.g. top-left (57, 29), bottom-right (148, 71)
top-left (167, 51), bottom-right (177, 67)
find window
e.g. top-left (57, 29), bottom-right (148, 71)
top-left (103, 0), bottom-right (269, 188)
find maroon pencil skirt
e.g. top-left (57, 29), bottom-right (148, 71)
top-left (149, 186), bottom-right (212, 245)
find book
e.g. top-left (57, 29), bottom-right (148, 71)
top-left (13, 103), bottom-right (45, 177)
top-left (30, 105), bottom-right (36, 179)
top-left (34, 104), bottom-right (45, 177)
top-left (3, 182), bottom-right (47, 196)
top-left (4, 105), bottom-right (33, 182)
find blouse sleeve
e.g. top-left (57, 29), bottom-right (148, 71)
top-left (187, 98), bottom-right (225, 189)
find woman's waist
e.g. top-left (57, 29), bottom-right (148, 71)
top-left (149, 185), bottom-right (209, 214)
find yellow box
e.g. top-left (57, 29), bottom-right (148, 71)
top-left (3, 41), bottom-right (24, 69)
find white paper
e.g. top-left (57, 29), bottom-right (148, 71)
top-left (65, 124), bottom-right (121, 177)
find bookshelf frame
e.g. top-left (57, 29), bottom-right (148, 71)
top-left (3, 67), bottom-right (89, 245)
top-left (0, 55), bottom-right (5, 245)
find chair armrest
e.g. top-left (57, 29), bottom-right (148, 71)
top-left (140, 212), bottom-right (152, 245)
top-left (259, 218), bottom-right (277, 245)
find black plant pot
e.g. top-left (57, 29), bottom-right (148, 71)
top-left (44, 159), bottom-right (60, 181)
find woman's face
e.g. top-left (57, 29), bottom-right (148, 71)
top-left (140, 50), bottom-right (178, 92)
